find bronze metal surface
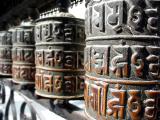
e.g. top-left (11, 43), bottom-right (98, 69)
top-left (34, 10), bottom-right (85, 99)
top-left (12, 20), bottom-right (35, 84)
top-left (84, 0), bottom-right (160, 119)
top-left (0, 31), bottom-right (12, 76)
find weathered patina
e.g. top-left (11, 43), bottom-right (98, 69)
top-left (12, 19), bottom-right (35, 84)
top-left (84, 0), bottom-right (160, 119)
top-left (35, 0), bottom-right (85, 99)
top-left (0, 30), bottom-right (12, 76)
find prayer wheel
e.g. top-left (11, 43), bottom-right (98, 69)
top-left (12, 19), bottom-right (35, 84)
top-left (84, 0), bottom-right (160, 119)
top-left (35, 0), bottom-right (85, 99)
top-left (0, 31), bottom-right (12, 76)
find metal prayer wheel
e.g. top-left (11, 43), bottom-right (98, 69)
top-left (85, 0), bottom-right (160, 119)
top-left (0, 31), bottom-right (12, 76)
top-left (12, 19), bottom-right (35, 84)
top-left (35, 1), bottom-right (85, 99)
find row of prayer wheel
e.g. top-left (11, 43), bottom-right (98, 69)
top-left (0, 2), bottom-right (85, 99)
top-left (0, 0), bottom-right (160, 119)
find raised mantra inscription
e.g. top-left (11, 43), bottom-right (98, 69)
top-left (85, 45), bottom-right (160, 79)
top-left (85, 0), bottom-right (160, 120)
top-left (85, 0), bottom-right (160, 36)
top-left (12, 22), bottom-right (35, 84)
top-left (0, 31), bottom-right (12, 76)
top-left (35, 17), bottom-right (85, 99)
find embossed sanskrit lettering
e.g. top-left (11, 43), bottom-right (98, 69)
top-left (94, 81), bottom-right (108, 116)
top-left (131, 45), bottom-right (145, 77)
top-left (93, 3), bottom-right (105, 32)
top-left (64, 76), bottom-right (76, 94)
top-left (91, 46), bottom-right (110, 75)
top-left (54, 76), bottom-right (62, 93)
top-left (107, 0), bottom-right (123, 32)
top-left (43, 75), bottom-right (53, 93)
top-left (35, 25), bottom-right (41, 42)
top-left (90, 84), bottom-right (101, 114)
top-left (42, 23), bottom-right (53, 41)
top-left (144, 90), bottom-right (160, 120)
top-left (86, 0), bottom-right (160, 35)
top-left (110, 45), bottom-right (129, 78)
top-left (107, 88), bottom-right (126, 119)
top-left (128, 90), bottom-right (142, 120)
top-left (44, 50), bottom-right (54, 67)
top-left (35, 50), bottom-right (44, 66)
top-left (35, 73), bottom-right (43, 90)
top-left (146, 46), bottom-right (160, 79)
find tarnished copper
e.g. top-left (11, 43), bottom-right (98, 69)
top-left (12, 19), bottom-right (35, 84)
top-left (85, 0), bottom-right (160, 119)
top-left (0, 31), bottom-right (12, 76)
top-left (35, 4), bottom-right (85, 99)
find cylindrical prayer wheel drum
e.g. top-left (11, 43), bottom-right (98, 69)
top-left (84, 0), bottom-right (160, 119)
top-left (0, 31), bottom-right (12, 76)
top-left (35, 12), bottom-right (85, 99)
top-left (12, 20), bottom-right (35, 84)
